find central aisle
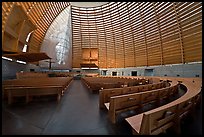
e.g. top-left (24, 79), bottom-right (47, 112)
top-left (42, 79), bottom-right (131, 135)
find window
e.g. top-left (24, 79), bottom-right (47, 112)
top-left (2, 56), bottom-right (12, 61)
top-left (102, 70), bottom-right (107, 75)
top-left (112, 72), bottom-right (117, 76)
top-left (55, 41), bottom-right (69, 64)
top-left (131, 71), bottom-right (137, 76)
top-left (22, 32), bottom-right (32, 52)
top-left (22, 45), bottom-right (27, 52)
top-left (40, 6), bottom-right (72, 69)
top-left (16, 60), bottom-right (26, 64)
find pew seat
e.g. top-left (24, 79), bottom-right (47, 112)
top-left (4, 86), bottom-right (63, 105)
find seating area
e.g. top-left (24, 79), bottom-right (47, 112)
top-left (2, 77), bottom-right (73, 104)
top-left (99, 81), bottom-right (169, 109)
top-left (77, 76), bottom-right (201, 134)
top-left (125, 77), bottom-right (202, 135)
top-left (103, 80), bottom-right (179, 123)
top-left (16, 71), bottom-right (79, 78)
top-left (81, 77), bottom-right (148, 93)
top-left (16, 72), bottom-right (49, 79)
top-left (2, 2), bottom-right (202, 135)
top-left (1, 76), bottom-right (202, 135)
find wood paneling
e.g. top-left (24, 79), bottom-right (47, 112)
top-left (2, 2), bottom-right (202, 68)
top-left (2, 2), bottom-right (70, 53)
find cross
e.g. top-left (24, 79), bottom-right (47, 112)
top-left (45, 59), bottom-right (55, 70)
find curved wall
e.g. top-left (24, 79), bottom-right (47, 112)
top-left (71, 2), bottom-right (202, 68)
top-left (2, 2), bottom-right (202, 70)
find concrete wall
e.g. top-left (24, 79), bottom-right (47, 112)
top-left (72, 68), bottom-right (100, 73)
top-left (3, 58), bottom-right (201, 80)
top-left (2, 59), bottom-right (41, 80)
top-left (100, 62), bottom-right (202, 78)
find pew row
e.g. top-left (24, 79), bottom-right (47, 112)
top-left (104, 82), bottom-right (179, 123)
top-left (99, 81), bottom-right (169, 109)
top-left (2, 77), bottom-right (73, 104)
top-left (16, 72), bottom-right (48, 79)
top-left (125, 77), bottom-right (202, 135)
top-left (4, 86), bottom-right (63, 105)
top-left (81, 77), bottom-right (149, 93)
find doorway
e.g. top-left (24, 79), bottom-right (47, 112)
top-left (112, 72), bottom-right (117, 76)
top-left (131, 71), bottom-right (137, 76)
top-left (101, 70), bottom-right (107, 76)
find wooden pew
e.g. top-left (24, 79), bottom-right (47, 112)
top-left (16, 72), bottom-right (48, 79)
top-left (125, 77), bottom-right (202, 135)
top-left (4, 86), bottom-right (63, 105)
top-left (126, 105), bottom-right (178, 135)
top-left (125, 96), bottom-right (197, 135)
top-left (105, 84), bottom-right (179, 123)
top-left (81, 77), bottom-right (143, 93)
top-left (99, 81), bottom-right (169, 109)
top-left (2, 77), bottom-right (73, 100)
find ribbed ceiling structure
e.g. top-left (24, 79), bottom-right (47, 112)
top-left (2, 2), bottom-right (70, 52)
top-left (2, 2), bottom-right (202, 69)
top-left (71, 2), bottom-right (202, 68)
top-left (70, 2), bottom-right (108, 7)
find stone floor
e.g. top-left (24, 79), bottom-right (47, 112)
top-left (2, 80), bottom-right (202, 135)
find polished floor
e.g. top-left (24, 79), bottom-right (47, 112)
top-left (2, 80), bottom-right (202, 135)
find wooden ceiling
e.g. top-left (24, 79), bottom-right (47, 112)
top-left (2, 2), bottom-right (70, 53)
top-left (71, 2), bottom-right (202, 68)
top-left (2, 2), bottom-right (202, 69)
top-left (70, 2), bottom-right (108, 7)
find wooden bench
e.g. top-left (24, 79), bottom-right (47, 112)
top-left (125, 77), bottom-right (202, 135)
top-left (81, 77), bottom-right (145, 93)
top-left (126, 105), bottom-right (178, 135)
top-left (99, 81), bottom-right (169, 109)
top-left (105, 83), bottom-right (179, 123)
top-left (16, 72), bottom-right (48, 79)
top-left (82, 77), bottom-right (125, 89)
top-left (2, 77), bottom-right (73, 101)
top-left (4, 86), bottom-right (63, 105)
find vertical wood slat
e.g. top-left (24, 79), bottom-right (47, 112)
top-left (138, 3), bottom-right (148, 66)
top-left (173, 3), bottom-right (185, 63)
top-left (94, 9), bottom-right (100, 67)
top-left (116, 2), bottom-right (125, 68)
top-left (2, 2), bottom-right (202, 67)
top-left (108, 4), bottom-right (116, 68)
top-left (126, 3), bottom-right (136, 67)
top-left (152, 2), bottom-right (163, 65)
top-left (101, 6), bottom-right (108, 68)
